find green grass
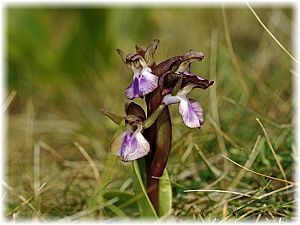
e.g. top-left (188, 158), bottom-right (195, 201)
top-left (5, 4), bottom-right (295, 222)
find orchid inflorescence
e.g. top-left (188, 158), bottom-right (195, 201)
top-left (103, 39), bottom-right (214, 213)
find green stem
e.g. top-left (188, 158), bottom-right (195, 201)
top-left (142, 104), bottom-right (166, 129)
top-left (171, 73), bottom-right (183, 96)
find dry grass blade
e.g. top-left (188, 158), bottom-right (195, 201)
top-left (209, 29), bottom-right (229, 176)
top-left (194, 143), bottom-right (221, 177)
top-left (58, 197), bottom-right (119, 222)
top-left (33, 143), bottom-right (41, 199)
top-left (181, 142), bottom-right (194, 163)
top-left (204, 174), bottom-right (226, 189)
top-left (39, 141), bottom-right (64, 160)
top-left (74, 142), bottom-right (100, 183)
top-left (256, 118), bottom-right (288, 183)
top-left (246, 2), bottom-right (298, 64)
top-left (208, 36), bottom-right (230, 218)
top-left (228, 135), bottom-right (262, 189)
top-left (222, 5), bottom-right (250, 98)
top-left (33, 143), bottom-right (42, 220)
top-left (218, 135), bottom-right (263, 218)
top-left (218, 181), bottom-right (294, 221)
top-left (2, 90), bottom-right (17, 112)
top-left (256, 184), bottom-right (294, 200)
top-left (3, 182), bottom-right (46, 219)
top-left (221, 155), bottom-right (294, 185)
top-left (222, 97), bottom-right (291, 129)
top-left (184, 189), bottom-right (253, 198)
top-left (207, 115), bottom-right (242, 149)
top-left (7, 196), bottom-right (33, 216)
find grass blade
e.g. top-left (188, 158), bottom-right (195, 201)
top-left (132, 160), bottom-right (158, 218)
top-left (221, 155), bottom-right (294, 185)
top-left (256, 118), bottom-right (288, 183)
top-left (246, 2), bottom-right (298, 64)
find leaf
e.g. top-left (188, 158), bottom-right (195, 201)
top-left (86, 151), bottom-right (118, 217)
top-left (132, 160), bottom-right (158, 218)
top-left (103, 190), bottom-right (135, 206)
top-left (105, 204), bottom-right (128, 217)
top-left (158, 169), bottom-right (172, 217)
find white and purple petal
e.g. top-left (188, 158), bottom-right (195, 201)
top-left (178, 97), bottom-right (204, 128)
top-left (117, 129), bottom-right (150, 162)
top-left (125, 67), bottom-right (158, 99)
top-left (162, 94), bottom-right (181, 105)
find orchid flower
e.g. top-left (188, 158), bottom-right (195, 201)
top-left (116, 40), bottom-right (160, 100)
top-left (117, 114), bottom-right (150, 162)
top-left (162, 84), bottom-right (202, 128)
top-left (125, 55), bottom-right (158, 100)
top-left (108, 100), bottom-right (165, 162)
top-left (162, 61), bottom-right (214, 128)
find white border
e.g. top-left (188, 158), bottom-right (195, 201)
top-left (0, 1), bottom-right (298, 225)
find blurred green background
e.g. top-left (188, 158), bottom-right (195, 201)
top-left (5, 5), bottom-right (294, 221)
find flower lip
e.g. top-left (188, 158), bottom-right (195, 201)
top-left (118, 126), bottom-right (150, 162)
top-left (161, 93), bottom-right (204, 128)
top-left (179, 98), bottom-right (204, 128)
top-left (125, 66), bottom-right (159, 99)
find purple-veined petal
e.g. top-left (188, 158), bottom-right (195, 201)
top-left (139, 67), bottom-right (159, 95)
top-left (125, 76), bottom-right (140, 100)
top-left (125, 67), bottom-right (158, 99)
top-left (117, 129), bottom-right (150, 162)
top-left (179, 97), bottom-right (204, 128)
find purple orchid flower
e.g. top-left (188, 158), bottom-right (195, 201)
top-left (125, 63), bottom-right (158, 100)
top-left (117, 50), bottom-right (158, 100)
top-left (118, 126), bottom-right (150, 162)
top-left (116, 114), bottom-right (150, 162)
top-left (162, 72), bottom-right (214, 128)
